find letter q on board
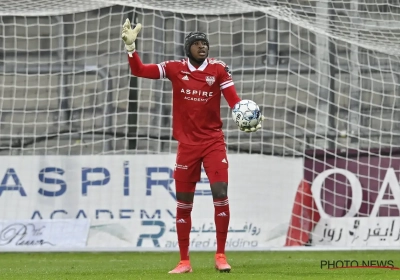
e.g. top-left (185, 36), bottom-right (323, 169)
top-left (311, 169), bottom-right (362, 219)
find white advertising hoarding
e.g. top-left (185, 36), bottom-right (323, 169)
top-left (0, 219), bottom-right (89, 248)
top-left (312, 217), bottom-right (400, 247)
top-left (0, 155), bottom-right (302, 250)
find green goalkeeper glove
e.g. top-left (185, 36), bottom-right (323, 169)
top-left (239, 115), bottom-right (265, 133)
top-left (121, 19), bottom-right (142, 52)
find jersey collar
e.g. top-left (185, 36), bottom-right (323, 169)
top-left (187, 58), bottom-right (208, 72)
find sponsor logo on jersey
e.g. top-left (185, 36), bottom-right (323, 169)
top-left (180, 89), bottom-right (213, 97)
top-left (180, 88), bottom-right (213, 102)
top-left (174, 163), bottom-right (188, 170)
top-left (206, 76), bottom-right (215, 86)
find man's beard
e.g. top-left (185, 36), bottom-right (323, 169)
top-left (193, 57), bottom-right (206, 64)
top-left (189, 53), bottom-right (207, 64)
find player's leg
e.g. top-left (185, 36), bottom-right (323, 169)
top-left (175, 189), bottom-right (196, 262)
top-left (169, 142), bottom-right (202, 274)
top-left (210, 180), bottom-right (231, 272)
top-left (168, 182), bottom-right (196, 274)
top-left (202, 140), bottom-right (231, 272)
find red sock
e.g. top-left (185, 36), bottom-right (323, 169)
top-left (213, 197), bottom-right (230, 254)
top-left (176, 200), bottom-right (193, 261)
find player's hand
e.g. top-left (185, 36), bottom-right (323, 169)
top-left (239, 115), bottom-right (265, 133)
top-left (121, 18), bottom-right (142, 52)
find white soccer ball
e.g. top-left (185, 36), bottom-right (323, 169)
top-left (232, 100), bottom-right (262, 129)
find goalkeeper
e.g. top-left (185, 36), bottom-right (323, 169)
top-left (121, 19), bottom-right (263, 274)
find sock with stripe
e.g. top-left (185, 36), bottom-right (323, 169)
top-left (176, 200), bottom-right (193, 261)
top-left (213, 197), bottom-right (230, 254)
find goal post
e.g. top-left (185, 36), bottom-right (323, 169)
top-left (1, 0), bottom-right (400, 250)
top-left (2, 0), bottom-right (399, 155)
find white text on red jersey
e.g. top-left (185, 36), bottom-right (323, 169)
top-left (180, 89), bottom-right (213, 97)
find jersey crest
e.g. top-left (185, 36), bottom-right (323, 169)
top-left (206, 76), bottom-right (216, 86)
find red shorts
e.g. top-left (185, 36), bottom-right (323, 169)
top-left (173, 139), bottom-right (229, 184)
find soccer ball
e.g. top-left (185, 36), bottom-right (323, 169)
top-left (232, 100), bottom-right (262, 129)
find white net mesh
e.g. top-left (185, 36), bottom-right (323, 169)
top-left (1, 0), bottom-right (399, 156)
top-left (1, 0), bottom-right (400, 248)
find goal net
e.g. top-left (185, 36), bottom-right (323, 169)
top-left (1, 0), bottom-right (400, 250)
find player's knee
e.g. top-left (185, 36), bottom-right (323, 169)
top-left (210, 182), bottom-right (228, 199)
top-left (175, 181), bottom-right (196, 203)
top-left (176, 192), bottom-right (195, 203)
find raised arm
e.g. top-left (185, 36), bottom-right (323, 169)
top-left (122, 19), bottom-right (161, 79)
top-left (127, 51), bottom-right (161, 79)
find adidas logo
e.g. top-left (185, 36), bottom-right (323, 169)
top-left (176, 218), bottom-right (186, 223)
top-left (182, 75), bottom-right (189, 80)
top-left (221, 158), bottom-right (227, 163)
top-left (217, 212), bottom-right (228, 217)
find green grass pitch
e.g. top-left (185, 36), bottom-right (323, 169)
top-left (2, 251), bottom-right (400, 279)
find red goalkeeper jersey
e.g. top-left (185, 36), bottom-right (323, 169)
top-left (127, 52), bottom-right (241, 145)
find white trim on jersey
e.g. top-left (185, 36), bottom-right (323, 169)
top-left (157, 64), bottom-right (166, 79)
top-left (187, 58), bottom-right (208, 72)
top-left (220, 80), bottom-right (232, 87)
top-left (220, 82), bottom-right (234, 90)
